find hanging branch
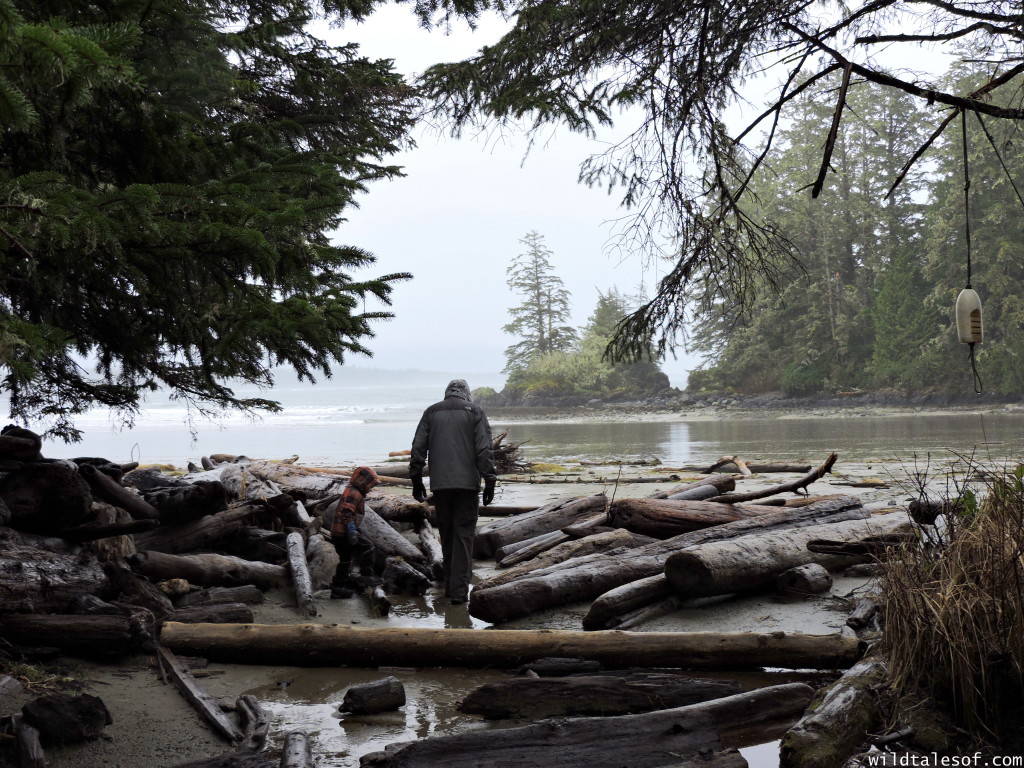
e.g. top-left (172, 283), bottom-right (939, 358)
top-left (812, 63), bottom-right (853, 199)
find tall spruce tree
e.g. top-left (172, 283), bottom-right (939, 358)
top-left (502, 231), bottom-right (576, 374)
top-left (0, 0), bottom-right (415, 439)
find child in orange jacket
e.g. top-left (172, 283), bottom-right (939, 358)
top-left (328, 465), bottom-right (380, 598)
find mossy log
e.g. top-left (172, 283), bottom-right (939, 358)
top-left (474, 494), bottom-right (607, 558)
top-left (664, 513), bottom-right (914, 599)
top-left (779, 657), bottom-right (887, 768)
top-left (458, 672), bottom-right (744, 719)
top-left (160, 622), bottom-right (860, 671)
top-left (471, 496), bottom-right (866, 625)
top-left (369, 683), bottom-right (813, 768)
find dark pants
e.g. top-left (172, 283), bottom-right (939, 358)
top-left (331, 531), bottom-right (375, 590)
top-left (433, 488), bottom-right (479, 601)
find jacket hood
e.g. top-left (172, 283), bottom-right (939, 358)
top-left (444, 379), bottom-right (472, 402)
top-left (349, 466), bottom-right (379, 494)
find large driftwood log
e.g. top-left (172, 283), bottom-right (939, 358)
top-left (133, 505), bottom-right (258, 554)
top-left (470, 496), bottom-right (867, 625)
top-left (141, 481), bottom-right (228, 526)
top-left (706, 453), bottom-right (838, 504)
top-left (0, 462), bottom-right (94, 533)
top-left (366, 492), bottom-right (429, 523)
top-left (179, 585), bottom-right (266, 608)
top-left (360, 505), bottom-right (430, 575)
top-left (482, 528), bottom-right (654, 591)
top-left (664, 513), bottom-right (915, 599)
top-left (0, 544), bottom-right (110, 614)
top-left (776, 563), bottom-right (833, 595)
top-left (371, 683), bottom-right (814, 768)
top-left (414, 519), bottom-right (444, 581)
top-left (495, 530), bottom-right (570, 566)
top-left (21, 692), bottom-right (113, 743)
top-left (79, 463), bottom-right (161, 520)
top-left (286, 531), bottom-right (318, 617)
top-left (168, 603), bottom-right (255, 625)
top-left (128, 551), bottom-right (288, 590)
top-left (608, 498), bottom-right (786, 539)
top-left (0, 614), bottom-right (135, 657)
top-left (459, 672), bottom-right (744, 719)
top-left (161, 622), bottom-right (860, 670)
top-left (645, 474), bottom-right (737, 500)
top-left (676, 461), bottom-right (813, 474)
top-left (474, 494), bottom-right (607, 558)
top-left (341, 676), bottom-right (406, 714)
top-left (305, 534), bottom-right (339, 590)
top-left (779, 657), bottom-right (887, 768)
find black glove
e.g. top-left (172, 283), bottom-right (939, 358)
top-left (345, 522), bottom-right (358, 546)
top-left (482, 476), bottom-right (496, 506)
top-left (411, 475), bottom-right (427, 503)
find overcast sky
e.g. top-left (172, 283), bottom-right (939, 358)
top-left (314, 8), bottom-right (700, 389)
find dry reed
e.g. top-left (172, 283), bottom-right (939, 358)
top-left (881, 462), bottom-right (1024, 746)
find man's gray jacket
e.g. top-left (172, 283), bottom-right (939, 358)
top-left (409, 380), bottom-right (496, 491)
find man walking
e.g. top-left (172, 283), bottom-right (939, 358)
top-left (410, 379), bottom-right (496, 605)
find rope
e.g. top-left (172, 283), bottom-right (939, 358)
top-left (969, 343), bottom-right (983, 395)
top-left (962, 111), bottom-right (983, 394)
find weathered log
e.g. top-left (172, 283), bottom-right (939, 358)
top-left (0, 426), bottom-right (42, 461)
top-left (706, 453), bottom-right (838, 504)
top-left (381, 557), bottom-right (432, 596)
top-left (608, 498), bottom-right (787, 539)
top-left (560, 512), bottom-right (612, 538)
top-left (372, 683), bottom-right (814, 768)
top-left (157, 645), bottom-right (244, 743)
top-left (676, 462), bottom-right (813, 474)
top-left (366, 585), bottom-right (391, 616)
top-left (168, 603), bottom-right (255, 625)
top-left (221, 527), bottom-right (288, 564)
top-left (481, 528), bottom-right (654, 591)
top-left (168, 750), bottom-right (275, 768)
top-left (779, 658), bottom-right (887, 768)
top-left (517, 657), bottom-right (601, 676)
top-left (846, 594), bottom-right (882, 631)
top-left (4, 715), bottom-right (47, 768)
top-left (82, 502), bottom-right (138, 564)
top-left (360, 505), bottom-right (429, 575)
top-left (341, 676), bottom-right (406, 714)
top-left (305, 534), bottom-right (339, 590)
top-left (161, 623), bottom-right (861, 670)
top-left (79, 463), bottom-right (161, 520)
top-left (280, 732), bottom-right (315, 768)
top-left (366, 491), bottom-right (429, 523)
top-left (645, 475), bottom-right (737, 500)
top-left (459, 672), bottom-right (744, 719)
top-left (0, 462), bottom-right (94, 533)
top-left (128, 551), bottom-right (288, 590)
top-left (0, 545), bottom-right (111, 614)
top-left (179, 585), bottom-right (266, 608)
top-left (582, 574), bottom-right (673, 631)
top-left (61, 517), bottom-right (158, 543)
top-left (776, 563), bottom-right (833, 595)
top-left (235, 694), bottom-right (269, 752)
top-left (246, 461), bottom-right (349, 499)
top-left (475, 504), bottom-right (537, 517)
top-left (472, 496), bottom-right (867, 625)
top-left (806, 533), bottom-right (910, 558)
top-left (474, 494), bottom-right (607, 558)
top-left (495, 530), bottom-right (569, 566)
top-left (286, 531), bottom-right (318, 617)
top-left (665, 513), bottom-right (914, 599)
top-left (0, 614), bottom-right (134, 657)
top-left (102, 563), bottom-right (175, 619)
top-left (123, 467), bottom-right (186, 492)
top-left (140, 481), bottom-right (229, 526)
top-left (133, 506), bottom-right (259, 554)
top-left (414, 519), bottom-right (444, 581)
top-left (21, 693), bottom-right (112, 743)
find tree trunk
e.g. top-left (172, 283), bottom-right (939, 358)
top-left (366, 492), bottom-right (428, 523)
top-left (779, 658), bottom-right (886, 768)
top-left (470, 496), bottom-right (867, 625)
top-left (645, 474), bottom-right (737, 500)
top-left (459, 672), bottom-right (744, 719)
top-left (0, 614), bottom-right (135, 657)
top-left (474, 494), bottom-right (607, 558)
top-left (0, 544), bottom-right (110, 614)
top-left (361, 505), bottom-right (429, 575)
top-left (79, 463), bottom-right (160, 520)
top-left (178, 585), bottom-right (266, 608)
top-left (582, 574), bottom-right (673, 631)
top-left (482, 529), bottom-right (655, 591)
top-left (245, 461), bottom-right (349, 499)
top-left (167, 603), bottom-right (255, 625)
top-left (495, 530), bottom-right (569, 566)
top-left (0, 462), bottom-right (94, 533)
top-left (160, 622), bottom-right (860, 671)
top-left (128, 551), bottom-right (288, 590)
top-left (776, 564), bottom-right (833, 595)
top-left (304, 535), bottom-right (339, 591)
top-left (373, 683), bottom-right (814, 768)
top-left (846, 594), bottom-right (881, 631)
top-left (608, 498), bottom-right (786, 539)
top-left (133, 506), bottom-right (259, 554)
top-left (664, 513), bottom-right (914, 599)
top-left (286, 531), bottom-right (318, 617)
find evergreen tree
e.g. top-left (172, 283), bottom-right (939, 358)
top-left (502, 231), bottom-right (576, 373)
top-left (0, 0), bottom-right (415, 439)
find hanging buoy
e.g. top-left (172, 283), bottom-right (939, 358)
top-left (955, 287), bottom-right (983, 344)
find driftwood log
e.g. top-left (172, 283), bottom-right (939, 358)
top-left (779, 657), bottom-right (887, 768)
top-left (141, 481), bottom-right (228, 526)
top-left (608, 498), bottom-right (787, 538)
top-left (359, 505), bottom-right (430, 575)
top-left (0, 462), bottom-right (94, 532)
top-left (369, 683), bottom-right (814, 768)
top-left (21, 693), bottom-right (112, 743)
top-left (79, 463), bottom-right (161, 520)
top-left (676, 462), bottom-right (813, 474)
top-left (167, 603), bottom-right (255, 625)
top-left (133, 505), bottom-right (259, 554)
top-left (776, 563), bottom-right (833, 595)
top-left (645, 474), bottom-right (737, 500)
top-left (341, 676), bottom-right (406, 714)
top-left (474, 494), bottom-right (607, 558)
top-left (280, 732), bottom-right (315, 768)
top-left (471, 496), bottom-right (867, 625)
top-left (168, 749), bottom-right (275, 768)
top-left (664, 512), bottom-right (914, 599)
top-left (161, 622), bottom-right (860, 670)
top-left (458, 672), bottom-right (744, 719)
top-left (706, 453), bottom-right (838, 504)
top-left (286, 531), bottom-right (318, 617)
top-left (178, 585), bottom-right (266, 608)
top-left (157, 646), bottom-right (245, 743)
top-left (0, 614), bottom-right (135, 657)
top-left (128, 551), bottom-right (288, 590)
top-left (0, 544), bottom-right (110, 614)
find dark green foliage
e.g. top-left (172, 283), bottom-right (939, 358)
top-left (0, 0), bottom-right (416, 438)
